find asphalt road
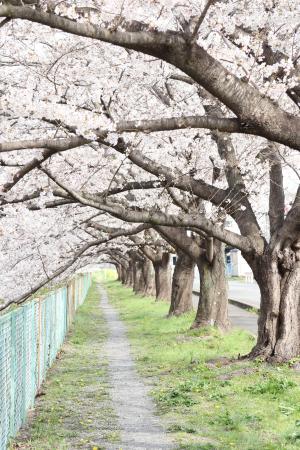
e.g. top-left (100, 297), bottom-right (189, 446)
top-left (227, 303), bottom-right (258, 335)
top-left (228, 280), bottom-right (260, 308)
top-left (192, 279), bottom-right (260, 336)
top-left (193, 279), bottom-right (261, 309)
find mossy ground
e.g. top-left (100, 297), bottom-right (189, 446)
top-left (11, 282), bottom-right (120, 450)
top-left (99, 270), bottom-right (300, 450)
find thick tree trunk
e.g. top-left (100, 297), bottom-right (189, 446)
top-left (192, 240), bottom-right (229, 330)
top-left (169, 250), bottom-right (195, 316)
top-left (141, 258), bottom-right (155, 296)
top-left (120, 265), bottom-right (127, 284)
top-left (115, 264), bottom-right (121, 281)
top-left (132, 259), bottom-right (144, 294)
top-left (153, 253), bottom-right (172, 301)
top-left (125, 262), bottom-right (133, 287)
top-left (247, 247), bottom-right (300, 362)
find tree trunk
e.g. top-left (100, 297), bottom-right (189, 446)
top-left (141, 258), bottom-right (155, 296)
top-left (192, 240), bottom-right (229, 330)
top-left (169, 250), bottom-right (195, 316)
top-left (120, 265), bottom-right (127, 284)
top-left (125, 262), bottom-right (133, 287)
top-left (247, 246), bottom-right (300, 362)
top-left (115, 264), bottom-right (121, 281)
top-left (133, 259), bottom-right (145, 294)
top-left (153, 253), bottom-right (172, 301)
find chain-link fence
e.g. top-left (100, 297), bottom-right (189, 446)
top-left (0, 272), bottom-right (91, 450)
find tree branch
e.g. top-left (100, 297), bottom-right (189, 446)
top-left (2, 148), bottom-right (58, 193)
top-left (155, 226), bottom-right (201, 260)
top-left (0, 5), bottom-right (299, 150)
top-left (88, 221), bottom-right (151, 238)
top-left (203, 103), bottom-right (263, 241)
top-left (0, 136), bottom-right (88, 153)
top-left (260, 145), bottom-right (285, 235)
top-left (0, 221), bottom-right (146, 310)
top-left (275, 185), bottom-right (300, 246)
top-left (0, 239), bottom-right (101, 310)
top-left (109, 139), bottom-right (228, 207)
top-left (45, 169), bottom-right (257, 254)
top-left (190, 0), bottom-right (215, 43)
top-left (116, 115), bottom-right (252, 135)
top-left (0, 189), bottom-right (42, 205)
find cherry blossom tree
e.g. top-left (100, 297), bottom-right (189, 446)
top-left (0, 0), bottom-right (299, 362)
top-left (29, 131), bottom-right (298, 361)
top-left (0, 0), bottom-right (299, 149)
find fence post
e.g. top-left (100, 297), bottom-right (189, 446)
top-left (9, 313), bottom-right (16, 437)
top-left (36, 298), bottom-right (42, 390)
top-left (21, 306), bottom-right (27, 424)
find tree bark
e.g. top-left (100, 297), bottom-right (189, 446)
top-left (169, 250), bottom-right (195, 316)
top-left (125, 262), bottom-right (133, 287)
top-left (192, 240), bottom-right (229, 330)
top-left (132, 258), bottom-right (145, 294)
top-left (115, 264), bottom-right (121, 281)
top-left (247, 243), bottom-right (300, 362)
top-left (153, 253), bottom-right (172, 301)
top-left (141, 257), bottom-right (155, 296)
top-left (120, 265), bottom-right (127, 284)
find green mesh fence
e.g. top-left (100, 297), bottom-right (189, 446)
top-left (0, 272), bottom-right (91, 450)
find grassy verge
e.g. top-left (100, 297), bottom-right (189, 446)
top-left (11, 282), bottom-right (120, 450)
top-left (227, 276), bottom-right (247, 282)
top-left (100, 273), bottom-right (300, 450)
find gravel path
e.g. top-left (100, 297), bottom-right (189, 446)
top-left (99, 285), bottom-right (174, 450)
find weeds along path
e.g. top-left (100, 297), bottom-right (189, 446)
top-left (98, 284), bottom-right (174, 450)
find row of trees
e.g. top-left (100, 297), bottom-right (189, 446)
top-left (0, 1), bottom-right (299, 362)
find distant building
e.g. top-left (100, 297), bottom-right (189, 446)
top-left (225, 248), bottom-right (253, 281)
top-left (173, 245), bottom-right (255, 287)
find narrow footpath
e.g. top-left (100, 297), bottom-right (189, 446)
top-left (99, 284), bottom-right (174, 450)
top-left (12, 282), bottom-right (173, 450)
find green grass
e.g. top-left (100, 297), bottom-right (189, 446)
top-left (227, 276), bottom-right (246, 282)
top-left (99, 273), bottom-right (300, 450)
top-left (11, 282), bottom-right (120, 450)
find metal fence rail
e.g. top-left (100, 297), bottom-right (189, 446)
top-left (0, 272), bottom-right (91, 450)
